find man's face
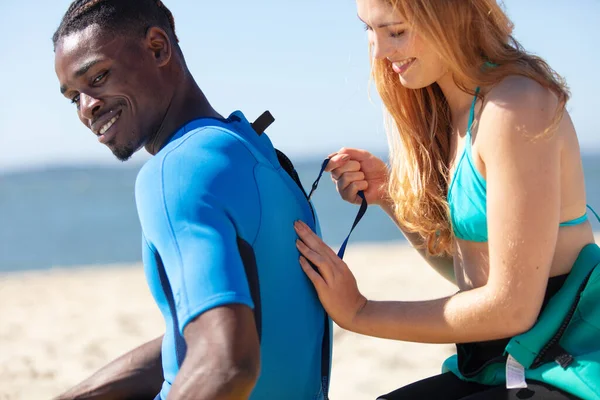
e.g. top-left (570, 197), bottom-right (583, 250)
top-left (55, 24), bottom-right (167, 161)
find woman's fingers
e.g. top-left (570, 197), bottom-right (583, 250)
top-left (299, 256), bottom-right (326, 289)
top-left (294, 222), bottom-right (340, 259)
top-left (296, 239), bottom-right (335, 283)
top-left (339, 180), bottom-right (368, 203)
top-left (329, 160), bottom-right (362, 180)
top-left (328, 148), bottom-right (374, 163)
top-left (325, 153), bottom-right (351, 172)
top-left (337, 171), bottom-right (365, 191)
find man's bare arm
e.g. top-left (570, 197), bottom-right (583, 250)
top-left (55, 335), bottom-right (164, 400)
top-left (167, 304), bottom-right (260, 400)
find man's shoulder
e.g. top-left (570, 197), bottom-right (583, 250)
top-left (168, 124), bottom-right (256, 162)
top-left (135, 124), bottom-right (263, 215)
top-left (139, 125), bottom-right (257, 183)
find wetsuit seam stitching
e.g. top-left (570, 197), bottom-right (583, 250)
top-left (250, 164), bottom-right (263, 246)
top-left (158, 154), bottom-right (190, 313)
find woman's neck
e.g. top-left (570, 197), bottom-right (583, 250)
top-left (436, 71), bottom-right (478, 122)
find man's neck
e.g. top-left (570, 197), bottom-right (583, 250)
top-left (145, 76), bottom-right (222, 155)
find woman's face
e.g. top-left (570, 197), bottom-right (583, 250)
top-left (357, 0), bottom-right (449, 89)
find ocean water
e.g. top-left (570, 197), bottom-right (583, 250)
top-left (1, 153), bottom-right (599, 272)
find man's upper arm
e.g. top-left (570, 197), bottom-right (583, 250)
top-left (182, 303), bottom-right (260, 372)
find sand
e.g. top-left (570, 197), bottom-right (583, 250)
top-left (3, 237), bottom-right (581, 399)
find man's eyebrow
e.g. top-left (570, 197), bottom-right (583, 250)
top-left (74, 59), bottom-right (102, 78)
top-left (60, 59), bottom-right (103, 95)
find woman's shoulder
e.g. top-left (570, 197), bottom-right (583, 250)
top-left (476, 75), bottom-right (566, 162)
top-left (484, 75), bottom-right (559, 113)
top-left (478, 76), bottom-right (562, 142)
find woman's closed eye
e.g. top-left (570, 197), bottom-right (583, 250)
top-left (363, 23), bottom-right (404, 39)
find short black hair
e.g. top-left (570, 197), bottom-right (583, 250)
top-left (52, 0), bottom-right (179, 49)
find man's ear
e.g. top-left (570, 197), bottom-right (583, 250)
top-left (146, 26), bottom-right (172, 67)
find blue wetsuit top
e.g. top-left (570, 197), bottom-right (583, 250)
top-left (135, 111), bottom-right (330, 399)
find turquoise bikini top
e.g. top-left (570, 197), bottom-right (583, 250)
top-left (447, 87), bottom-right (595, 242)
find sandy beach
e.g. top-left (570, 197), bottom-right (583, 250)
top-left (4, 237), bottom-right (594, 400)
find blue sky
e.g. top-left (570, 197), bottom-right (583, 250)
top-left (0, 0), bottom-right (598, 171)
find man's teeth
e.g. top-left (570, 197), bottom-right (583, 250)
top-left (99, 115), bottom-right (119, 135)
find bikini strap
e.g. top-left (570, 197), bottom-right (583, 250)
top-left (587, 204), bottom-right (600, 223)
top-left (466, 86), bottom-right (481, 137)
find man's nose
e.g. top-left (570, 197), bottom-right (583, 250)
top-left (79, 93), bottom-right (103, 121)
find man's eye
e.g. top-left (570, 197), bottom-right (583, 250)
top-left (71, 94), bottom-right (80, 107)
top-left (93, 71), bottom-right (108, 84)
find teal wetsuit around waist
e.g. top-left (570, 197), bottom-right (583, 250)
top-left (447, 87), bottom-right (596, 242)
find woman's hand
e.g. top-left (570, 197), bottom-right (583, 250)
top-left (294, 220), bottom-right (368, 331)
top-left (326, 148), bottom-right (389, 206)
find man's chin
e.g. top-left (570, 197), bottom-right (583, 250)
top-left (107, 143), bottom-right (135, 162)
